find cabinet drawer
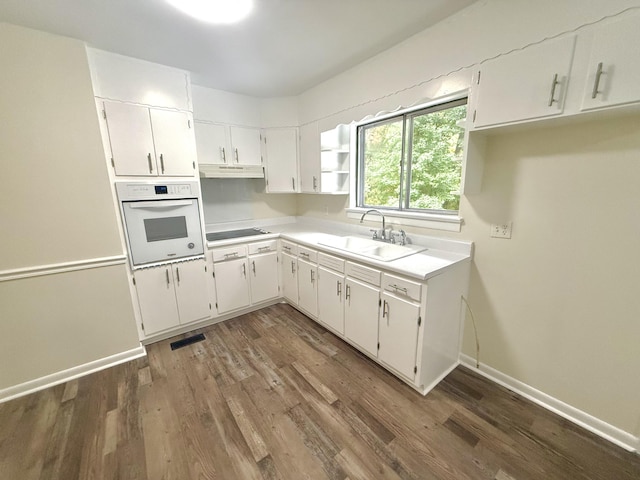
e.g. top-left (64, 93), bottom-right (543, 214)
top-left (280, 240), bottom-right (298, 256)
top-left (382, 273), bottom-right (422, 302)
top-left (346, 262), bottom-right (380, 287)
top-left (248, 240), bottom-right (277, 255)
top-left (298, 246), bottom-right (317, 263)
top-left (318, 252), bottom-right (345, 273)
top-left (211, 244), bottom-right (247, 262)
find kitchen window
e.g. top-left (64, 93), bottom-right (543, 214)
top-left (356, 97), bottom-right (467, 217)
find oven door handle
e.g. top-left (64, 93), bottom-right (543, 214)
top-left (127, 200), bottom-right (194, 209)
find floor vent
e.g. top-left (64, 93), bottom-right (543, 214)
top-left (170, 333), bottom-right (206, 351)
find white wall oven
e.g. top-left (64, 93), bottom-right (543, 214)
top-left (116, 181), bottom-right (204, 267)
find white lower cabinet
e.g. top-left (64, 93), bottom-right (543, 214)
top-left (317, 266), bottom-right (345, 334)
top-left (281, 251), bottom-right (298, 305)
top-left (297, 257), bottom-right (318, 317)
top-left (214, 258), bottom-right (250, 314)
top-left (379, 292), bottom-right (421, 380)
top-left (248, 251), bottom-right (279, 304)
top-left (134, 259), bottom-right (210, 336)
top-left (212, 245), bottom-right (250, 314)
top-left (344, 277), bottom-right (380, 357)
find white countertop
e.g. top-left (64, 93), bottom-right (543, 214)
top-left (205, 218), bottom-right (473, 281)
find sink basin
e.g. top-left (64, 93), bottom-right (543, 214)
top-left (318, 235), bottom-right (427, 262)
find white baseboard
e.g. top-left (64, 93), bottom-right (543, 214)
top-left (459, 353), bottom-right (639, 453)
top-left (0, 346), bottom-right (146, 404)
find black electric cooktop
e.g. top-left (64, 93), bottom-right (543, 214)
top-left (205, 228), bottom-right (270, 242)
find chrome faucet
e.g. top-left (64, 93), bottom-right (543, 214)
top-left (360, 209), bottom-right (388, 240)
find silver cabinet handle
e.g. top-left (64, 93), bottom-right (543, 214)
top-left (176, 267), bottom-right (180, 285)
top-left (147, 153), bottom-right (153, 173)
top-left (312, 175), bottom-right (318, 191)
top-left (220, 146), bottom-right (226, 163)
top-left (257, 246), bottom-right (271, 252)
top-left (292, 177), bottom-right (295, 191)
top-left (336, 280), bottom-right (342, 297)
top-left (165, 268), bottom-right (170, 287)
top-left (252, 260), bottom-right (256, 276)
top-left (291, 260), bottom-right (295, 274)
top-left (159, 153), bottom-right (165, 174)
top-left (310, 269), bottom-right (315, 283)
top-left (345, 284), bottom-right (351, 302)
top-left (224, 252), bottom-right (239, 258)
top-left (283, 245), bottom-right (291, 252)
top-left (389, 284), bottom-right (408, 294)
top-left (242, 262), bottom-right (246, 277)
top-left (300, 252), bottom-right (309, 259)
top-left (234, 148), bottom-right (239, 163)
top-left (591, 62), bottom-right (605, 99)
top-left (382, 299), bottom-right (389, 319)
top-left (548, 73), bottom-right (559, 107)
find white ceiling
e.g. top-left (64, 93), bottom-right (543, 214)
top-left (0, 0), bottom-right (476, 97)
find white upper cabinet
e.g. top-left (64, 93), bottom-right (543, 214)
top-left (473, 36), bottom-right (576, 128)
top-left (195, 122), bottom-right (228, 165)
top-left (299, 122), bottom-right (350, 194)
top-left (196, 123), bottom-right (262, 166)
top-left (103, 101), bottom-right (196, 177)
top-left (229, 125), bottom-right (262, 165)
top-left (149, 109), bottom-right (197, 176)
top-left (103, 102), bottom-right (157, 176)
top-left (299, 122), bottom-right (321, 193)
top-left (580, 14), bottom-right (640, 111)
top-left (263, 127), bottom-right (299, 193)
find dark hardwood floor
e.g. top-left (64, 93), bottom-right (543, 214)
top-left (1, 303), bottom-right (638, 479)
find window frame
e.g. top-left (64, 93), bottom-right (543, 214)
top-left (355, 94), bottom-right (468, 217)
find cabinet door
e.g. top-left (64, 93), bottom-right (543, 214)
top-left (149, 109), bottom-right (197, 176)
top-left (317, 267), bottom-right (345, 334)
top-left (378, 292), bottom-right (420, 380)
top-left (297, 258), bottom-right (318, 317)
top-left (281, 252), bottom-right (298, 305)
top-left (229, 126), bottom-right (262, 165)
top-left (581, 14), bottom-right (640, 111)
top-left (299, 122), bottom-right (321, 192)
top-left (473, 36), bottom-right (576, 128)
top-left (134, 266), bottom-right (179, 336)
top-left (103, 101), bottom-right (157, 176)
top-left (214, 258), bottom-right (250, 314)
top-left (264, 128), bottom-right (299, 192)
top-left (249, 253), bottom-right (280, 304)
top-left (195, 122), bottom-right (229, 165)
top-left (173, 260), bottom-right (211, 324)
top-left (344, 278), bottom-right (379, 357)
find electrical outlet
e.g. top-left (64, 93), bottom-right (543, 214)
top-left (490, 222), bottom-right (512, 239)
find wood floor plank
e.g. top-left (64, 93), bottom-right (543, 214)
top-left (2, 304), bottom-right (639, 480)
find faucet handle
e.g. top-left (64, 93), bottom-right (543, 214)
top-left (391, 229), bottom-right (407, 245)
top-left (369, 229), bottom-right (379, 240)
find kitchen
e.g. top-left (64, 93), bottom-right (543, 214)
top-left (1, 0), bottom-right (639, 478)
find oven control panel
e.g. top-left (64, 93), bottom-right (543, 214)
top-left (116, 181), bottom-right (198, 200)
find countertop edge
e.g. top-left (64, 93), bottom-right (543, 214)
top-left (207, 229), bottom-right (472, 282)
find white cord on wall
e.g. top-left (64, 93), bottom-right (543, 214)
top-left (461, 294), bottom-right (480, 369)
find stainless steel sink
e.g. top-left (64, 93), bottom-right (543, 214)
top-left (318, 235), bottom-right (427, 262)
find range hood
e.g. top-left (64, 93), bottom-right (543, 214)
top-left (199, 164), bottom-right (264, 178)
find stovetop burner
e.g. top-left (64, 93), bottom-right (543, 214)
top-left (205, 227), bottom-right (270, 242)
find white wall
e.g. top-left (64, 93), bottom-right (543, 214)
top-left (295, 0), bottom-right (640, 439)
top-left (0, 24), bottom-right (140, 391)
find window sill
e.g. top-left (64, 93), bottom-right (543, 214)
top-left (345, 208), bottom-right (463, 233)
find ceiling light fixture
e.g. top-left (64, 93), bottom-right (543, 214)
top-left (165, 0), bottom-right (253, 24)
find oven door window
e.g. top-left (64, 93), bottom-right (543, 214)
top-left (144, 216), bottom-right (188, 242)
